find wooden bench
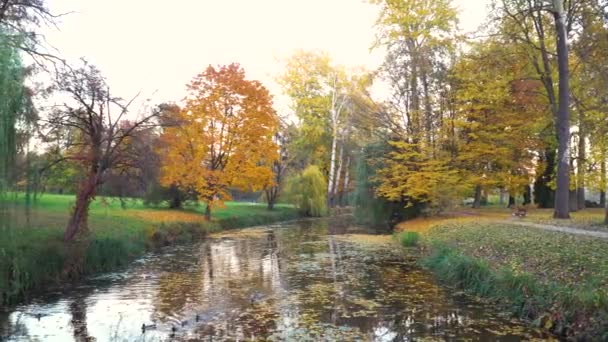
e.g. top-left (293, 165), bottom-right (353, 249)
top-left (512, 206), bottom-right (527, 217)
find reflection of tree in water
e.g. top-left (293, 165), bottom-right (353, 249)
top-left (1, 312), bottom-right (28, 340)
top-left (69, 295), bottom-right (94, 341)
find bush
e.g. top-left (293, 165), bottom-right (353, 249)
top-left (398, 231), bottom-right (419, 247)
top-left (285, 165), bottom-right (327, 217)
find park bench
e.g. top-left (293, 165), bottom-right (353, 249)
top-left (512, 206), bottom-right (527, 217)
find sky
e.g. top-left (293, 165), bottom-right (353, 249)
top-left (43, 0), bottom-right (491, 113)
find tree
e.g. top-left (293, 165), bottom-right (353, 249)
top-left (0, 33), bottom-right (26, 193)
top-left (452, 39), bottom-right (546, 208)
top-left (0, 0), bottom-right (65, 67)
top-left (43, 61), bottom-right (160, 241)
top-left (284, 165), bottom-right (327, 217)
top-left (265, 128), bottom-right (289, 210)
top-left (552, 0), bottom-right (571, 218)
top-left (279, 51), bottom-right (372, 208)
top-left (159, 63), bottom-right (279, 220)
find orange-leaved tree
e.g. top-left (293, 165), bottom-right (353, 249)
top-left (159, 63), bottom-right (279, 219)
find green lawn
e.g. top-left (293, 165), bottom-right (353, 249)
top-left (0, 193), bottom-right (299, 306)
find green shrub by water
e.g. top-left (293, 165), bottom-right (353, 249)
top-left (397, 231), bottom-right (419, 247)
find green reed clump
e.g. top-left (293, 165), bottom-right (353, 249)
top-left (398, 231), bottom-right (420, 247)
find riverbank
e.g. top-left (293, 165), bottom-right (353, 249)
top-left (397, 212), bottom-right (608, 340)
top-left (0, 193), bottom-right (301, 307)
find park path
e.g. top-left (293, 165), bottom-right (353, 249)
top-left (502, 220), bottom-right (608, 240)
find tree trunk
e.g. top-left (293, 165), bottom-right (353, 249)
top-left (204, 202), bottom-right (211, 220)
top-left (553, 0), bottom-right (571, 219)
top-left (473, 185), bottom-right (482, 209)
top-left (569, 189), bottom-right (579, 212)
top-left (534, 149), bottom-right (556, 208)
top-left (327, 123), bottom-right (338, 208)
top-left (601, 155), bottom-right (606, 208)
top-left (64, 172), bottom-right (98, 241)
top-left (523, 185), bottom-right (531, 205)
top-left (340, 157), bottom-right (351, 207)
top-left (499, 188), bottom-right (505, 205)
top-left (266, 187), bottom-right (277, 210)
top-left (333, 141), bottom-right (345, 207)
top-left (577, 123), bottom-right (586, 210)
top-left (508, 195), bottom-right (515, 208)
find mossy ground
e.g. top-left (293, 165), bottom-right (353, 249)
top-left (0, 193), bottom-right (300, 307)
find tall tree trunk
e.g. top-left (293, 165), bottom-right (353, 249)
top-left (553, 1), bottom-right (571, 219)
top-left (577, 123), bottom-right (586, 210)
top-left (473, 185), bottom-right (482, 209)
top-left (64, 172), bottom-right (98, 241)
top-left (508, 195), bottom-right (516, 207)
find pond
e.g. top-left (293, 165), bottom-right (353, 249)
top-left (0, 218), bottom-right (550, 341)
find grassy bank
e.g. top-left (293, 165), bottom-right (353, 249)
top-left (0, 193), bottom-right (300, 307)
top-left (418, 221), bottom-right (608, 340)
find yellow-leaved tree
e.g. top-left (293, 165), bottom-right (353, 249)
top-left (159, 63), bottom-right (279, 219)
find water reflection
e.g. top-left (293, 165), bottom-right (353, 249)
top-left (1, 218), bottom-right (550, 341)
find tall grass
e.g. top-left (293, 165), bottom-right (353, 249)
top-left (422, 244), bottom-right (608, 338)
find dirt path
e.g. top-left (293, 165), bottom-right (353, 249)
top-left (503, 220), bottom-right (608, 239)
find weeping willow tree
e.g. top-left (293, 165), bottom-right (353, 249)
top-left (285, 165), bottom-right (328, 217)
top-left (0, 36), bottom-right (25, 193)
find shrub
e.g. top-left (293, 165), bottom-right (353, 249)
top-left (398, 231), bottom-right (420, 247)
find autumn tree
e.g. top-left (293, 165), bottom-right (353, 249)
top-left (370, 0), bottom-right (463, 212)
top-left (43, 61), bottom-right (160, 241)
top-left (452, 39), bottom-right (546, 208)
top-left (159, 63), bottom-right (279, 220)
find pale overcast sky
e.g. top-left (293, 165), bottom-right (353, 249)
top-left (43, 0), bottom-right (490, 112)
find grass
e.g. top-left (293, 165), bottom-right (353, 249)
top-left (419, 220), bottom-right (608, 339)
top-left (0, 193), bottom-right (300, 307)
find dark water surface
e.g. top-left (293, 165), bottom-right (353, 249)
top-left (1, 218), bottom-right (550, 341)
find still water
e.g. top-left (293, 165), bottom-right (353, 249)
top-left (1, 218), bottom-right (550, 341)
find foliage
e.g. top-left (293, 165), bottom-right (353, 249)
top-left (452, 40), bottom-right (547, 200)
top-left (159, 64), bottom-right (279, 218)
top-left (284, 165), bottom-right (327, 217)
top-left (353, 143), bottom-right (420, 229)
top-left (375, 140), bottom-right (466, 212)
